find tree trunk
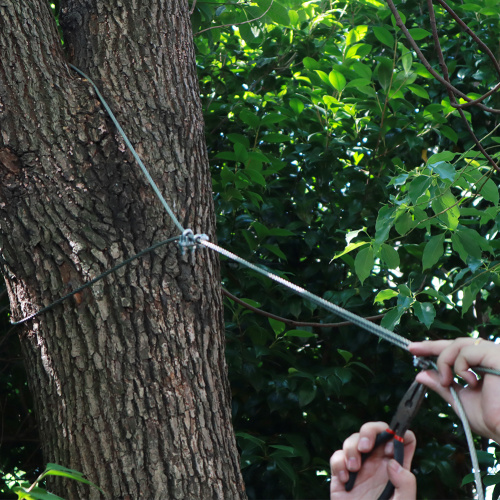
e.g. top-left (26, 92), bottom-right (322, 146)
top-left (0, 0), bottom-right (246, 498)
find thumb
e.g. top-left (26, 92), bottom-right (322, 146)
top-left (387, 459), bottom-right (416, 500)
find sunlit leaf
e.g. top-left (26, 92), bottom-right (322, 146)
top-left (355, 246), bottom-right (374, 284)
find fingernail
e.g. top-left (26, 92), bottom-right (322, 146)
top-left (359, 437), bottom-right (370, 452)
top-left (388, 459), bottom-right (401, 474)
top-left (347, 457), bottom-right (358, 471)
top-left (339, 470), bottom-right (348, 482)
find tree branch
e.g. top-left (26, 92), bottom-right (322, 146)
top-left (426, 0), bottom-right (500, 172)
top-left (222, 287), bottom-right (385, 329)
top-left (385, 0), bottom-right (500, 114)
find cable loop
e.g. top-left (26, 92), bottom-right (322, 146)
top-left (178, 229), bottom-right (209, 254)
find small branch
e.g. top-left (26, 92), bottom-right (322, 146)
top-left (385, 0), bottom-right (500, 114)
top-left (195, 0), bottom-right (274, 36)
top-left (426, 0), bottom-right (500, 172)
top-left (189, 0), bottom-right (197, 16)
top-left (222, 287), bottom-right (385, 329)
top-left (435, 0), bottom-right (500, 79)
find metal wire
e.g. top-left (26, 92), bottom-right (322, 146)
top-left (199, 239), bottom-right (412, 352)
top-left (69, 64), bottom-right (185, 233)
top-left (11, 235), bottom-right (181, 325)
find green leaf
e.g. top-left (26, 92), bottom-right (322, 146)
top-left (461, 473), bottom-right (476, 487)
top-left (431, 191), bottom-right (460, 230)
top-left (288, 9), bottom-right (299, 26)
top-left (263, 0), bottom-right (291, 26)
top-left (269, 444), bottom-right (296, 455)
top-left (239, 109), bottom-right (260, 129)
top-left (11, 486), bottom-right (65, 500)
top-left (303, 57), bottom-right (319, 70)
top-left (413, 301), bottom-right (436, 329)
top-left (234, 143), bottom-right (249, 163)
top-left (262, 243), bottom-right (287, 260)
top-left (479, 178), bottom-right (499, 206)
top-left (422, 233), bottom-right (445, 270)
top-left (409, 176), bottom-right (432, 204)
top-left (427, 151), bottom-right (456, 164)
top-left (377, 59), bottom-right (393, 92)
top-left (351, 62), bottom-right (372, 79)
top-left (440, 125), bottom-right (458, 143)
top-left (263, 133), bottom-right (291, 143)
top-left (431, 162), bottom-right (456, 183)
top-left (298, 382), bottom-right (317, 407)
top-left (337, 348), bottom-right (353, 363)
top-left (41, 464), bottom-right (104, 494)
top-left (380, 244), bottom-right (400, 268)
top-left (332, 241), bottom-right (368, 260)
top-left (408, 28), bottom-right (431, 40)
top-left (373, 25), bottom-right (394, 48)
top-left (345, 25), bottom-right (368, 46)
top-left (375, 206), bottom-right (396, 248)
top-left (461, 285), bottom-right (476, 314)
top-left (244, 168), bottom-right (266, 187)
top-left (227, 133), bottom-right (250, 149)
top-left (380, 307), bottom-right (405, 331)
top-left (457, 229), bottom-right (483, 259)
top-left (315, 70), bottom-right (333, 88)
top-left (420, 288), bottom-right (454, 306)
top-left (355, 246), bottom-right (374, 284)
top-left (236, 432), bottom-right (266, 449)
top-left (284, 329), bottom-right (317, 338)
top-left (329, 70), bottom-right (346, 91)
top-left (346, 77), bottom-right (372, 88)
top-left (408, 84), bottom-right (429, 100)
top-left (261, 113), bottom-right (288, 126)
top-left (289, 98), bottom-right (304, 115)
top-left (275, 457), bottom-right (298, 484)
top-left (395, 212), bottom-right (413, 236)
top-left (268, 317), bottom-right (285, 335)
top-left (374, 289), bottom-right (398, 304)
top-left (483, 474), bottom-right (500, 486)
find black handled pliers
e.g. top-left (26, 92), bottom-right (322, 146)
top-left (344, 379), bottom-right (427, 500)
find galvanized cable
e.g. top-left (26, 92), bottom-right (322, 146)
top-left (451, 386), bottom-right (484, 500)
top-left (198, 238), bottom-right (412, 352)
top-left (69, 64), bottom-right (185, 233)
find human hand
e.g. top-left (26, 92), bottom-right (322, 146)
top-left (410, 338), bottom-right (500, 443)
top-left (330, 421), bottom-right (417, 500)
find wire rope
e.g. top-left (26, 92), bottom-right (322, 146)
top-left (11, 235), bottom-right (181, 325)
top-left (69, 64), bottom-right (185, 233)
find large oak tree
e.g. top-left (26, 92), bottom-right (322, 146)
top-left (0, 0), bottom-right (246, 497)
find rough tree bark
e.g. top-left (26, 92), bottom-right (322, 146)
top-left (0, 0), bottom-right (246, 498)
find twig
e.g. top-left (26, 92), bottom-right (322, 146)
top-left (385, 0), bottom-right (500, 114)
top-left (426, 0), bottom-right (500, 172)
top-left (189, 0), bottom-right (197, 16)
top-left (435, 0), bottom-right (500, 79)
top-left (222, 287), bottom-right (385, 328)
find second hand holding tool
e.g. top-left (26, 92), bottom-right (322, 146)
top-left (344, 379), bottom-right (427, 500)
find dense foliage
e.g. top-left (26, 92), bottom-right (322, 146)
top-left (2, 0), bottom-right (500, 498)
top-left (194, 0), bottom-right (500, 498)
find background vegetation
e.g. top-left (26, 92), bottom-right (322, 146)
top-left (2, 0), bottom-right (500, 498)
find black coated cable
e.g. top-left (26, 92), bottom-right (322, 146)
top-left (11, 235), bottom-right (181, 325)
